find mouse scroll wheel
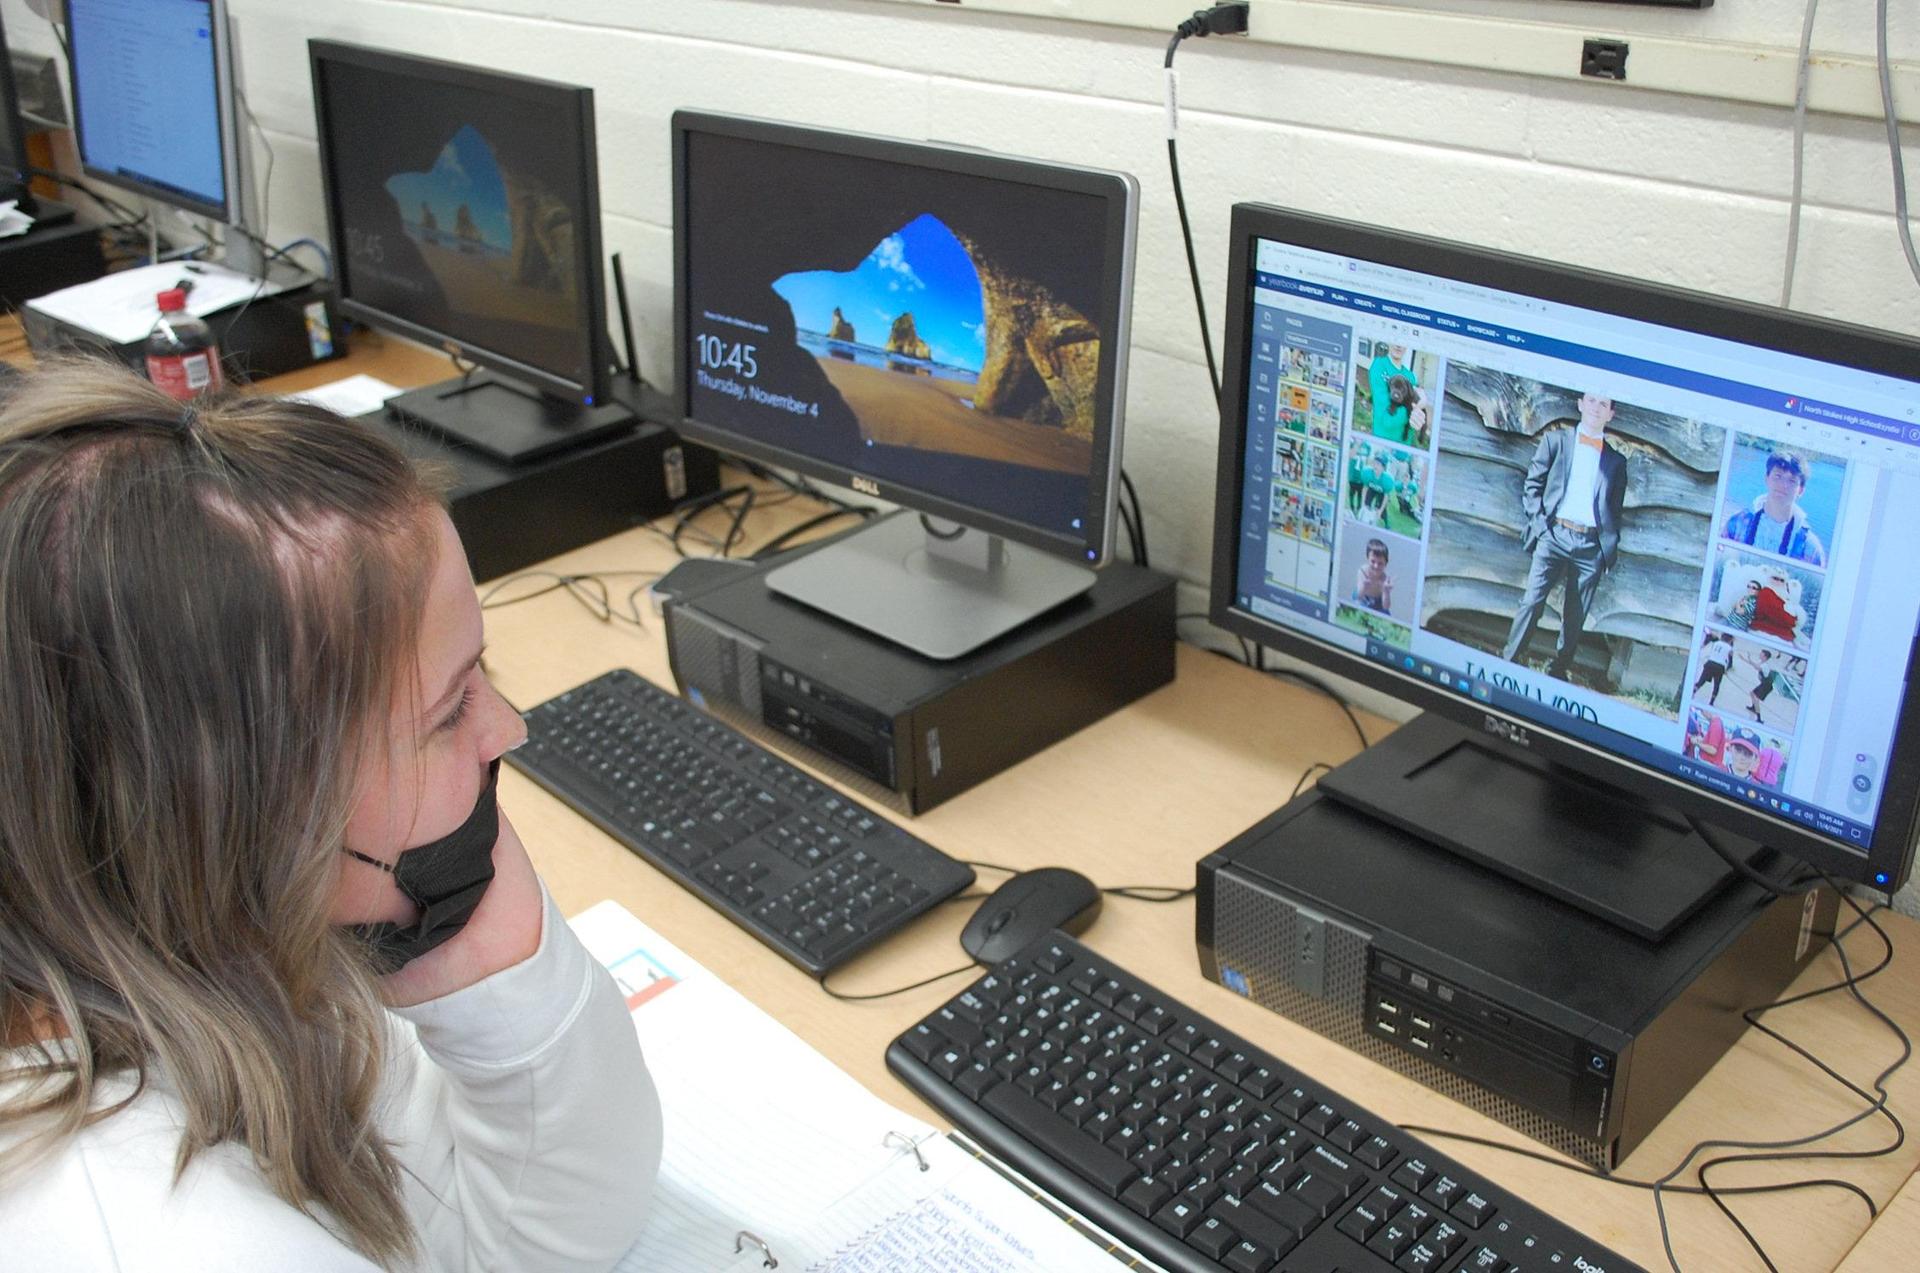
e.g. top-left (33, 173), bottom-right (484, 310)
top-left (987, 910), bottom-right (1013, 934)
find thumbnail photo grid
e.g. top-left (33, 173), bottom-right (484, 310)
top-left (1265, 342), bottom-right (1349, 603)
top-left (1682, 434), bottom-right (1849, 792)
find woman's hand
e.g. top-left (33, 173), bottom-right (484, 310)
top-left (371, 808), bottom-right (546, 1009)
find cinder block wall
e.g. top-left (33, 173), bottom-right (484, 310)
top-left (9, 0), bottom-right (1914, 911)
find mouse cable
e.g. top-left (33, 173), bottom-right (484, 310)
top-left (817, 892), bottom-right (992, 1002)
top-left (959, 859), bottom-right (1193, 902)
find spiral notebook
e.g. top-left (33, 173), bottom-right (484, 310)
top-left (569, 900), bottom-right (1146, 1272)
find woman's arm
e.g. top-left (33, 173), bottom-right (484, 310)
top-left (381, 815), bottom-right (662, 1272)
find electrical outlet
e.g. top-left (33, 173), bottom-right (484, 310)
top-left (1581, 38), bottom-right (1629, 81)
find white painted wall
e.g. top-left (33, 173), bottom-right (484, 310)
top-left (8, 0), bottom-right (1916, 911)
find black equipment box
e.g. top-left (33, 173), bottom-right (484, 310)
top-left (664, 520), bottom-right (1177, 815)
top-left (0, 210), bottom-right (105, 309)
top-left (1198, 789), bottom-right (1838, 1169)
top-left (22, 275), bottom-right (343, 382)
top-left (366, 386), bottom-right (719, 583)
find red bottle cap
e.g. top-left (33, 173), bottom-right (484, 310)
top-left (156, 288), bottom-right (188, 312)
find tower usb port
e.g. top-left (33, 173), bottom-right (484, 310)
top-left (1378, 999), bottom-right (1400, 1015)
top-left (1410, 1034), bottom-right (1432, 1050)
top-left (1378, 1019), bottom-right (1398, 1035)
top-left (1411, 1014), bottom-right (1433, 1031)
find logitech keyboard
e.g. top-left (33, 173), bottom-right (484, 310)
top-left (508, 669), bottom-right (975, 975)
top-left (889, 931), bottom-right (1641, 1273)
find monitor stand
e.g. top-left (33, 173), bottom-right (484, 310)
top-left (1314, 712), bottom-right (1773, 942)
top-left (385, 369), bottom-right (637, 465)
top-left (764, 511), bottom-right (1096, 660)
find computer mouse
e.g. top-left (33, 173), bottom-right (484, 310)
top-left (960, 867), bottom-right (1103, 965)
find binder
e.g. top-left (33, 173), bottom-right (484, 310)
top-left (569, 901), bottom-right (1141, 1272)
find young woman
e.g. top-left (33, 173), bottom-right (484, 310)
top-left (0, 359), bottom-right (661, 1270)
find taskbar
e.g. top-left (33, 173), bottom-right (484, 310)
top-left (1361, 639), bottom-right (1875, 852)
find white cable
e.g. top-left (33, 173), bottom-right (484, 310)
top-left (1781, 0), bottom-right (1821, 308)
top-left (1880, 0), bottom-right (1920, 290)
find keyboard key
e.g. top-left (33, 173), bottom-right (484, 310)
top-left (1451, 1189), bottom-right (1497, 1229)
top-left (1121, 1175), bottom-right (1172, 1217)
top-left (1356, 1134), bottom-right (1399, 1169)
top-left (1209, 1195), bottom-right (1299, 1257)
top-left (1398, 1239), bottom-right (1446, 1273)
top-left (981, 1084), bottom-right (1135, 1197)
top-left (1152, 1196), bottom-right (1205, 1239)
top-left (1368, 1219), bottom-right (1418, 1261)
top-left (1393, 1156), bottom-right (1436, 1192)
top-left (1224, 1239), bottom-right (1277, 1273)
top-left (1188, 1216), bottom-right (1239, 1260)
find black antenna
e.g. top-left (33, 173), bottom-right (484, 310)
top-left (612, 251), bottom-right (642, 387)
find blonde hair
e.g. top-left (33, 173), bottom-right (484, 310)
top-left (0, 358), bottom-right (440, 1265)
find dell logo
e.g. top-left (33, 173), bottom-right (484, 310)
top-left (1483, 714), bottom-right (1531, 748)
top-left (851, 475), bottom-right (881, 496)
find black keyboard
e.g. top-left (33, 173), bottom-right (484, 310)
top-left (889, 932), bottom-right (1642, 1273)
top-left (509, 669), bottom-right (974, 975)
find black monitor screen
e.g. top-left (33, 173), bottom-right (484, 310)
top-left (69, 0), bottom-right (228, 218)
top-left (0, 7), bottom-right (25, 194)
top-left (676, 117), bottom-right (1135, 562)
top-left (312, 45), bottom-right (603, 400)
top-left (1216, 207), bottom-right (1920, 886)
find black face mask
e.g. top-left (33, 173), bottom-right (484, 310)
top-left (343, 759), bottom-right (501, 975)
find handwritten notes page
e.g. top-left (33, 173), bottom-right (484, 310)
top-left (567, 901), bottom-right (1133, 1273)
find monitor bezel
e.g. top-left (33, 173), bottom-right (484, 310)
top-left (307, 40), bottom-right (610, 406)
top-left (0, 6), bottom-right (31, 200)
top-left (1208, 201), bottom-right (1920, 892)
top-left (68, 0), bottom-right (237, 223)
top-left (670, 109), bottom-right (1137, 567)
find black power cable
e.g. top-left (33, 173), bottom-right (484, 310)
top-left (1163, 5), bottom-right (1250, 410)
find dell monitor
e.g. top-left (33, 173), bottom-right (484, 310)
top-left (68, 0), bottom-right (238, 224)
top-left (310, 41), bottom-right (629, 463)
top-left (1210, 203), bottom-right (1920, 932)
top-left (671, 112), bottom-right (1137, 659)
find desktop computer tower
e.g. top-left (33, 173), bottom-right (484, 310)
top-left (664, 518), bottom-right (1177, 814)
top-left (368, 408), bottom-right (718, 583)
top-left (1198, 788), bottom-right (1838, 1170)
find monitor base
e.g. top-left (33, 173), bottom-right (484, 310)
top-left (386, 369), bottom-right (636, 465)
top-left (764, 511), bottom-right (1096, 660)
top-left (1316, 712), bottom-right (1774, 941)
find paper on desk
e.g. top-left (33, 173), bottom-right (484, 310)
top-left (25, 261), bottom-right (289, 344)
top-left (568, 901), bottom-right (1128, 1273)
top-left (0, 200), bottom-right (31, 239)
top-left (283, 374), bottom-right (402, 419)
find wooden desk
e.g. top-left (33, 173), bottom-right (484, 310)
top-left (467, 514), bottom-right (1920, 1273)
top-left (12, 333), bottom-right (1914, 1270)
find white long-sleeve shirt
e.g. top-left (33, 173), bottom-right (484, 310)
top-left (0, 885), bottom-right (663, 1271)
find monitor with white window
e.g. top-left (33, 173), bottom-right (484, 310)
top-left (1209, 203), bottom-right (1920, 929)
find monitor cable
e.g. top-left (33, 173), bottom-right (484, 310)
top-left (479, 567), bottom-right (663, 633)
top-left (1120, 469), bottom-right (1149, 567)
top-left (1163, 5), bottom-right (1250, 411)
